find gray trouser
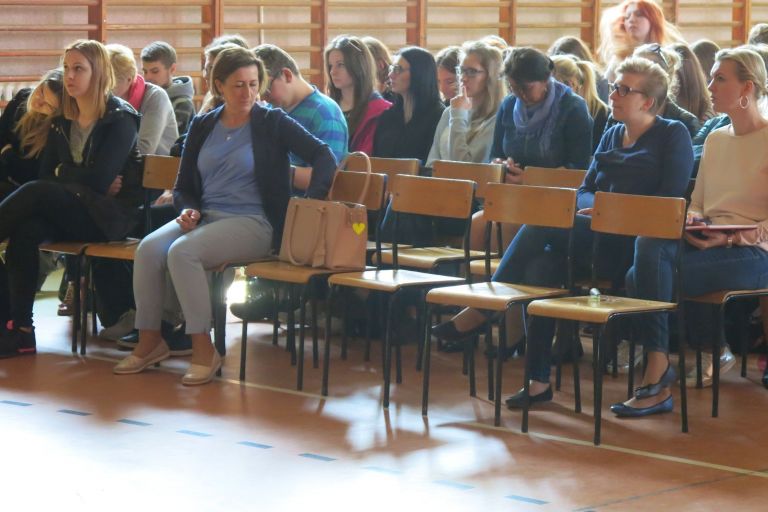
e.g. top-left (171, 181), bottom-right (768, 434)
top-left (134, 209), bottom-right (273, 334)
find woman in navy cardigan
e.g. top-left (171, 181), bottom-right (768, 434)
top-left (114, 47), bottom-right (336, 385)
top-left (433, 57), bottom-right (694, 410)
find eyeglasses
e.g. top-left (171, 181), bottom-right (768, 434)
top-left (645, 43), bottom-right (669, 70)
top-left (609, 82), bottom-right (646, 97)
top-left (263, 74), bottom-right (279, 96)
top-left (456, 66), bottom-right (485, 78)
top-left (388, 64), bottom-right (410, 75)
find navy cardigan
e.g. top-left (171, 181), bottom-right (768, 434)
top-left (174, 103), bottom-right (337, 250)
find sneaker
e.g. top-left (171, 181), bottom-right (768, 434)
top-left (686, 345), bottom-right (736, 387)
top-left (0, 328), bottom-right (37, 358)
top-left (57, 282), bottom-right (75, 317)
top-left (99, 310), bottom-right (136, 341)
top-left (116, 330), bottom-right (139, 350)
top-left (615, 340), bottom-right (643, 374)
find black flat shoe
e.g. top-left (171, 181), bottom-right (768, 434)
top-left (505, 386), bottom-right (553, 409)
top-left (431, 319), bottom-right (487, 344)
top-left (634, 362), bottom-right (677, 400)
top-left (610, 395), bottom-right (673, 418)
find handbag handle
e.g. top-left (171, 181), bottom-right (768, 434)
top-left (327, 151), bottom-right (372, 206)
top-left (284, 201), bottom-right (326, 266)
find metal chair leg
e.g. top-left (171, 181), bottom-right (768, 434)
top-left (239, 319), bottom-right (248, 381)
top-left (421, 304), bottom-right (433, 416)
top-left (382, 293), bottom-right (397, 408)
top-left (297, 287), bottom-right (307, 391)
top-left (322, 286), bottom-right (335, 396)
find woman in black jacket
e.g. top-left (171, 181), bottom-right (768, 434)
top-left (0, 68), bottom-right (63, 201)
top-left (0, 40), bottom-right (141, 358)
top-left (373, 46), bottom-right (444, 162)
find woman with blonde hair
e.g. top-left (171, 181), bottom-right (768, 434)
top-left (107, 43), bottom-right (178, 155)
top-left (620, 47), bottom-right (768, 415)
top-left (427, 40), bottom-right (504, 166)
top-left (551, 55), bottom-right (609, 151)
top-left (0, 39), bottom-right (142, 357)
top-left (598, 0), bottom-right (684, 81)
top-left (325, 35), bottom-right (391, 155)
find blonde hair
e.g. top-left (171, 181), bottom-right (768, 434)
top-left (552, 55), bottom-right (607, 120)
top-left (106, 43), bottom-right (138, 82)
top-left (16, 68), bottom-right (63, 158)
top-left (459, 41), bottom-right (505, 127)
top-left (61, 40), bottom-right (114, 121)
top-left (716, 47), bottom-right (768, 100)
top-left (616, 57), bottom-right (669, 114)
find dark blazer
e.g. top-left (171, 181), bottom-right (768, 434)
top-left (40, 95), bottom-right (143, 240)
top-left (0, 88), bottom-right (41, 186)
top-left (373, 100), bottom-right (445, 164)
top-left (173, 103), bottom-right (337, 250)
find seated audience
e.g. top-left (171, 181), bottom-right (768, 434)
top-left (107, 43), bottom-right (179, 155)
top-left (433, 58), bottom-right (693, 410)
top-left (141, 41), bottom-right (196, 136)
top-left (427, 41), bottom-right (504, 166)
top-left (375, 46), bottom-right (444, 162)
top-left (113, 47), bottom-right (337, 384)
top-left (0, 40), bottom-right (142, 358)
top-left (325, 35), bottom-right (391, 155)
top-left (551, 54), bottom-right (609, 151)
top-left (549, 35), bottom-right (609, 102)
top-left (619, 48), bottom-right (768, 417)
top-left (435, 46), bottom-right (460, 106)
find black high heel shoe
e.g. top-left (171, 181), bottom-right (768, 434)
top-left (633, 362), bottom-right (676, 400)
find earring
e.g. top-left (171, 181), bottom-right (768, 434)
top-left (739, 95), bottom-right (750, 109)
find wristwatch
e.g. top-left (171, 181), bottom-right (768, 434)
top-left (726, 235), bottom-right (734, 249)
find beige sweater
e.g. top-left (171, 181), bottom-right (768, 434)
top-left (692, 124), bottom-right (768, 250)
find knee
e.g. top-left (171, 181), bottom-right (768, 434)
top-left (166, 239), bottom-right (198, 272)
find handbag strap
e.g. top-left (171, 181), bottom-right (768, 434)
top-left (327, 151), bottom-right (372, 205)
top-left (284, 200), bottom-right (326, 266)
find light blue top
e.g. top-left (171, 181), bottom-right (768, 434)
top-left (198, 120), bottom-right (264, 215)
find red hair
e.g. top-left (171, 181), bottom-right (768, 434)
top-left (618, 0), bottom-right (667, 44)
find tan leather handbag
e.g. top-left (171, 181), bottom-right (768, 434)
top-left (278, 152), bottom-right (370, 270)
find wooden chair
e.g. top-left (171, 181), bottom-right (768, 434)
top-left (374, 160), bottom-right (502, 278)
top-left (344, 154), bottom-right (420, 194)
top-left (527, 192), bottom-right (688, 445)
top-left (686, 287), bottom-right (768, 417)
top-left (77, 155), bottom-right (181, 355)
top-left (522, 167), bottom-right (587, 189)
top-left (238, 171), bottom-right (388, 389)
top-left (422, 184), bottom-right (578, 427)
top-left (323, 174), bottom-right (475, 405)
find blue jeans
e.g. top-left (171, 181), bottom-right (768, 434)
top-left (627, 237), bottom-right (768, 352)
top-left (493, 215), bottom-right (633, 382)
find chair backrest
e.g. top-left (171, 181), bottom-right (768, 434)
top-left (432, 160), bottom-right (504, 199)
top-left (143, 155), bottom-right (181, 190)
top-left (484, 183), bottom-right (577, 229)
top-left (329, 171), bottom-right (387, 212)
top-left (523, 166), bottom-right (587, 189)
top-left (345, 154), bottom-right (420, 193)
top-left (391, 174), bottom-right (475, 218)
top-left (591, 192), bottom-right (687, 239)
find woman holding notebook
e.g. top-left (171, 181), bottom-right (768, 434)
top-left (618, 47), bottom-right (768, 417)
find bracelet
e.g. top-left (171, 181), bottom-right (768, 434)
top-left (726, 235), bottom-right (734, 249)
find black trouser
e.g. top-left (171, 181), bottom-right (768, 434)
top-left (92, 203), bottom-right (177, 326)
top-left (0, 181), bottom-right (105, 327)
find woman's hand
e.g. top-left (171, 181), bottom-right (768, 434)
top-left (686, 211), bottom-right (707, 226)
top-left (684, 229), bottom-right (728, 250)
top-left (153, 190), bottom-right (173, 206)
top-left (577, 207), bottom-right (594, 216)
top-left (107, 175), bottom-right (123, 197)
top-left (176, 208), bottom-right (200, 232)
top-left (494, 157), bottom-right (524, 185)
top-left (450, 85), bottom-right (472, 111)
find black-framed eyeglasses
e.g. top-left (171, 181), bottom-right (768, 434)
top-left (263, 74), bottom-right (280, 96)
top-left (456, 66), bottom-right (485, 78)
top-left (610, 82), bottom-right (646, 97)
top-left (388, 64), bottom-right (410, 75)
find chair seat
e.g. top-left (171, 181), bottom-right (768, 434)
top-left (84, 239), bottom-right (140, 260)
top-left (377, 247), bottom-right (485, 268)
top-left (40, 241), bottom-right (90, 255)
top-left (328, 268), bottom-right (464, 292)
top-left (688, 288), bottom-right (768, 305)
top-left (427, 282), bottom-right (568, 311)
top-left (527, 295), bottom-right (676, 324)
top-left (469, 258), bottom-right (500, 277)
top-left (366, 241), bottom-right (411, 252)
top-left (244, 260), bottom-right (351, 284)
top-left (209, 256), bottom-right (276, 273)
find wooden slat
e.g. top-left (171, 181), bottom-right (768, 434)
top-left (0, 25), bottom-right (98, 31)
top-left (0, 0), bottom-right (98, 4)
top-left (224, 23), bottom-right (321, 30)
top-left (226, 0), bottom-right (319, 5)
top-left (107, 0), bottom-right (210, 4)
top-left (105, 23), bottom-right (213, 31)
